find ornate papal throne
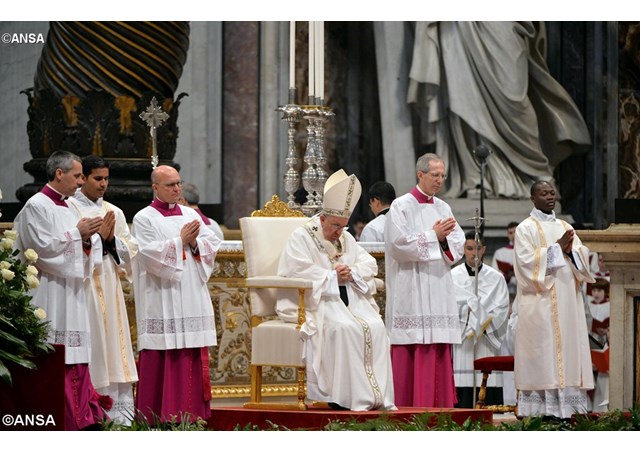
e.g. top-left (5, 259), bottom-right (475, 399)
top-left (239, 195), bottom-right (312, 409)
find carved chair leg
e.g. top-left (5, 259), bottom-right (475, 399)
top-left (475, 371), bottom-right (490, 409)
top-left (297, 366), bottom-right (307, 410)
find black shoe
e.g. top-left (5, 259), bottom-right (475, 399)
top-left (328, 402), bottom-right (350, 411)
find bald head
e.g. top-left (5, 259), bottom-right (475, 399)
top-left (151, 165), bottom-right (183, 204)
top-left (151, 165), bottom-right (178, 183)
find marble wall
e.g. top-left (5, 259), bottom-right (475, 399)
top-left (619, 22), bottom-right (640, 200)
top-left (174, 22), bottom-right (223, 206)
top-left (0, 22), bottom-right (49, 203)
top-left (221, 22), bottom-right (260, 229)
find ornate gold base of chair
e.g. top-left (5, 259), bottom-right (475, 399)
top-left (243, 365), bottom-right (307, 410)
top-left (474, 355), bottom-right (517, 415)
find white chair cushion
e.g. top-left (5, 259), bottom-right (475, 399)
top-left (251, 319), bottom-right (304, 366)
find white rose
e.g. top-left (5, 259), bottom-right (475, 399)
top-left (0, 261), bottom-right (10, 270)
top-left (1, 268), bottom-right (15, 281)
top-left (3, 230), bottom-right (17, 240)
top-left (26, 265), bottom-right (38, 276)
top-left (0, 238), bottom-right (14, 251)
top-left (27, 275), bottom-right (40, 289)
top-left (24, 249), bottom-right (38, 263)
top-left (33, 307), bottom-right (46, 320)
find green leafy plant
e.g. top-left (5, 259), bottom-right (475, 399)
top-left (101, 409), bottom-right (208, 431)
top-left (232, 405), bottom-right (640, 431)
top-left (0, 229), bottom-right (54, 385)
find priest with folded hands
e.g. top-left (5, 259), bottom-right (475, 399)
top-left (132, 165), bottom-right (221, 423)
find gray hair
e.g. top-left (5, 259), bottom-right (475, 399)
top-left (416, 152), bottom-right (443, 173)
top-left (181, 183), bottom-right (200, 205)
top-left (45, 150), bottom-right (81, 181)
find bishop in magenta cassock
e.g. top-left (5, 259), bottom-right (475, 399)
top-left (13, 151), bottom-right (109, 430)
top-left (132, 165), bottom-right (221, 423)
top-left (385, 153), bottom-right (465, 408)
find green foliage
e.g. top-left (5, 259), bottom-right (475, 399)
top-left (233, 405), bottom-right (640, 431)
top-left (102, 409), bottom-right (208, 431)
top-left (0, 231), bottom-right (53, 386)
top-left (571, 409), bottom-right (640, 431)
top-left (322, 412), bottom-right (495, 431)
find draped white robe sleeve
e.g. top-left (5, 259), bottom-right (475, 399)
top-left (276, 216), bottom-right (395, 411)
top-left (407, 21), bottom-right (591, 199)
top-left (384, 193), bottom-right (464, 344)
top-left (13, 192), bottom-right (96, 364)
top-left (132, 205), bottom-right (221, 351)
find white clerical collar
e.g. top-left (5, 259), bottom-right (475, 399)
top-left (74, 187), bottom-right (103, 206)
top-left (154, 198), bottom-right (177, 209)
top-left (530, 207), bottom-right (556, 222)
top-left (45, 184), bottom-right (67, 200)
top-left (415, 185), bottom-right (435, 199)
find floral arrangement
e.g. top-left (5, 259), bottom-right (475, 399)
top-left (0, 227), bottom-right (53, 385)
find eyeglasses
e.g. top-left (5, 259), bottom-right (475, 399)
top-left (329, 223), bottom-right (348, 231)
top-left (160, 180), bottom-right (184, 188)
top-left (424, 172), bottom-right (447, 180)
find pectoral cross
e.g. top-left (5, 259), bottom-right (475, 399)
top-left (139, 97), bottom-right (169, 169)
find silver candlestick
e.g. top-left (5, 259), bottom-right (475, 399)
top-left (301, 105), bottom-right (319, 215)
top-left (276, 100), bottom-right (334, 217)
top-left (276, 102), bottom-right (303, 208)
top-left (312, 106), bottom-right (334, 208)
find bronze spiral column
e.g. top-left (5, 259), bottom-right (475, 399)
top-left (18, 21), bottom-right (190, 202)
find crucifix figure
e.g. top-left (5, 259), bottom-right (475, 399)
top-left (139, 97), bottom-right (169, 169)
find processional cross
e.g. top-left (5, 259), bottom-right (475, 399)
top-left (139, 97), bottom-right (169, 169)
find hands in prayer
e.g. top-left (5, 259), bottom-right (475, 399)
top-left (97, 211), bottom-right (116, 241)
top-left (180, 219), bottom-right (200, 248)
top-left (335, 263), bottom-right (353, 283)
top-left (557, 229), bottom-right (575, 254)
top-left (77, 216), bottom-right (103, 241)
top-left (433, 217), bottom-right (457, 242)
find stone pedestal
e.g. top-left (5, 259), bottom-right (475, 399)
top-left (578, 224), bottom-right (640, 411)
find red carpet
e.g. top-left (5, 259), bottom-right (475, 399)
top-left (208, 406), bottom-right (492, 430)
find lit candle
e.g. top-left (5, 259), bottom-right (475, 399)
top-left (289, 21), bottom-right (295, 90)
top-left (308, 21), bottom-right (315, 102)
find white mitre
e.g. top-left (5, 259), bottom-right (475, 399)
top-left (321, 169), bottom-right (362, 219)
